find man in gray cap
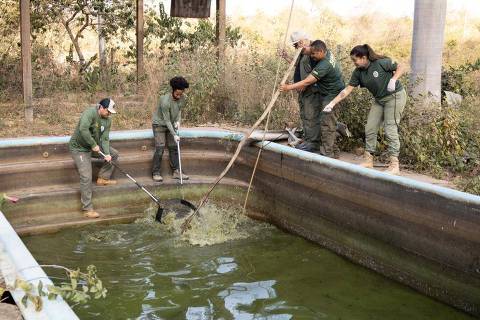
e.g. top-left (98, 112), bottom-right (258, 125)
top-left (69, 98), bottom-right (119, 218)
top-left (280, 32), bottom-right (350, 157)
top-left (279, 31), bottom-right (321, 152)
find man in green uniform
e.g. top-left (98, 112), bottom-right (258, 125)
top-left (152, 76), bottom-right (189, 182)
top-left (280, 40), bottom-right (345, 158)
top-left (69, 98), bottom-right (119, 218)
top-left (280, 31), bottom-right (321, 152)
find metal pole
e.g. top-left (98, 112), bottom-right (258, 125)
top-left (177, 141), bottom-right (183, 185)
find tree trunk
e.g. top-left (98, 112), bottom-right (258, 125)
top-left (63, 21), bottom-right (85, 67)
top-left (98, 14), bottom-right (106, 69)
top-left (410, 0), bottom-right (447, 105)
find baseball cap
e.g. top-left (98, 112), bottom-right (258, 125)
top-left (290, 31), bottom-right (310, 45)
top-left (99, 98), bottom-right (117, 114)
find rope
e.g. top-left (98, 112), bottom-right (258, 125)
top-left (243, 0), bottom-right (296, 210)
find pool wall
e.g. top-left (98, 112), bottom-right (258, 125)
top-left (0, 210), bottom-right (79, 319)
top-left (0, 128), bottom-right (479, 317)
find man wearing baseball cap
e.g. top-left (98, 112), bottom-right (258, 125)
top-left (279, 31), bottom-right (321, 152)
top-left (69, 98), bottom-right (119, 218)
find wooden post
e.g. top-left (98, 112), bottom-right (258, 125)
top-left (20, 0), bottom-right (33, 123)
top-left (136, 0), bottom-right (144, 87)
top-left (216, 0), bottom-right (226, 62)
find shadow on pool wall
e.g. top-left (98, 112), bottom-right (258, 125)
top-left (0, 128), bottom-right (479, 317)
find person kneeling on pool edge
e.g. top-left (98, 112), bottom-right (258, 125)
top-left (152, 76), bottom-right (190, 182)
top-left (69, 98), bottom-right (119, 219)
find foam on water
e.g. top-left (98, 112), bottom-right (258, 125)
top-left (135, 202), bottom-right (269, 247)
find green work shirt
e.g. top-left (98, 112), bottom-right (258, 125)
top-left (349, 58), bottom-right (403, 100)
top-left (152, 93), bottom-right (186, 136)
top-left (311, 50), bottom-right (345, 101)
top-left (297, 54), bottom-right (320, 96)
top-left (69, 106), bottom-right (112, 154)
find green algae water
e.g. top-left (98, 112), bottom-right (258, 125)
top-left (22, 204), bottom-right (474, 320)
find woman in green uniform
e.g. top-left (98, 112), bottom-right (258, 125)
top-left (323, 44), bottom-right (407, 174)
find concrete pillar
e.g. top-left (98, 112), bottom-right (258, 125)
top-left (410, 0), bottom-right (447, 104)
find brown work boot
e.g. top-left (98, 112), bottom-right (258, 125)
top-left (97, 178), bottom-right (117, 186)
top-left (360, 152), bottom-right (374, 168)
top-left (84, 210), bottom-right (100, 218)
top-left (385, 156), bottom-right (400, 175)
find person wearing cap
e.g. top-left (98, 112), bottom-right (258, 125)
top-left (279, 31), bottom-right (322, 152)
top-left (69, 98), bottom-right (119, 218)
top-left (152, 76), bottom-right (190, 182)
top-left (280, 40), bottom-right (345, 158)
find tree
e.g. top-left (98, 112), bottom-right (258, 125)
top-left (143, 3), bottom-right (241, 52)
top-left (410, 0), bottom-right (447, 105)
top-left (31, 0), bottom-right (135, 73)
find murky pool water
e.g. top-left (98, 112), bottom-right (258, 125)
top-left (22, 204), bottom-right (474, 320)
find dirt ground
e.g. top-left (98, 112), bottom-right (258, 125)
top-left (337, 151), bottom-right (456, 189)
top-left (0, 94), bottom-right (153, 138)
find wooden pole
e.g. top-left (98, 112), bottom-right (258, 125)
top-left (136, 0), bottom-right (144, 86)
top-left (20, 0), bottom-right (33, 123)
top-left (216, 0), bottom-right (226, 62)
top-left (181, 48), bottom-right (303, 233)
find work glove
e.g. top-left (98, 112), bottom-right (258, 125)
top-left (387, 79), bottom-right (396, 92)
top-left (173, 135), bottom-right (180, 143)
top-left (323, 101), bottom-right (335, 113)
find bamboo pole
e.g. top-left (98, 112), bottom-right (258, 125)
top-left (181, 47), bottom-right (302, 233)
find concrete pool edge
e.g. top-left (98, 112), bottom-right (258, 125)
top-left (0, 210), bottom-right (79, 319)
top-left (2, 128), bottom-right (478, 206)
top-left (1, 128), bottom-right (480, 317)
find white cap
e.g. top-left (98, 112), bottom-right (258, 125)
top-left (290, 31), bottom-right (310, 45)
top-left (99, 98), bottom-right (117, 114)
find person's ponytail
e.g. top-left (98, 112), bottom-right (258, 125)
top-left (350, 44), bottom-right (388, 61)
top-left (364, 44), bottom-right (387, 61)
